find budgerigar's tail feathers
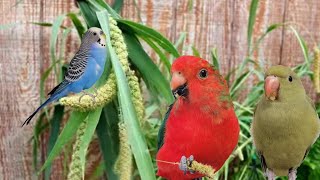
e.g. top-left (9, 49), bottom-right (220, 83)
top-left (22, 86), bottom-right (69, 126)
top-left (22, 98), bottom-right (53, 126)
top-left (48, 80), bottom-right (70, 96)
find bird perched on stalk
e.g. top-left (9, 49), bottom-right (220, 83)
top-left (23, 27), bottom-right (107, 126)
top-left (156, 56), bottom-right (240, 180)
top-left (251, 65), bottom-right (320, 180)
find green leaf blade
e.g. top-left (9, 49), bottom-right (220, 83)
top-left (118, 19), bottom-right (180, 57)
top-left (38, 111), bottom-right (88, 173)
top-left (97, 11), bottom-right (156, 179)
top-left (247, 0), bottom-right (259, 53)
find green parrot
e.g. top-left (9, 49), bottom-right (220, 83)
top-left (251, 65), bottom-right (320, 180)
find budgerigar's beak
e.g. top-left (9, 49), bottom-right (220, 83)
top-left (97, 34), bottom-right (106, 46)
top-left (171, 72), bottom-right (188, 98)
top-left (265, 75), bottom-right (280, 101)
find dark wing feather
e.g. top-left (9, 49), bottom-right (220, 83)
top-left (47, 80), bottom-right (71, 96)
top-left (47, 51), bottom-right (87, 96)
top-left (64, 50), bottom-right (89, 82)
top-left (257, 151), bottom-right (267, 172)
top-left (157, 104), bottom-right (173, 151)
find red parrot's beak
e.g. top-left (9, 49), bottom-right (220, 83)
top-left (171, 72), bottom-right (188, 98)
top-left (264, 75), bottom-right (280, 101)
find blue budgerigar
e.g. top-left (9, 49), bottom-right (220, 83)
top-left (23, 27), bottom-right (107, 126)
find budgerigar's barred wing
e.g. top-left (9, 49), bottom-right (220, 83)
top-left (48, 33), bottom-right (93, 96)
top-left (64, 36), bottom-right (93, 82)
top-left (65, 51), bottom-right (89, 82)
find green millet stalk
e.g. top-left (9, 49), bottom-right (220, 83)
top-left (108, 17), bottom-right (145, 122)
top-left (189, 160), bottom-right (215, 179)
top-left (114, 122), bottom-right (132, 180)
top-left (67, 118), bottom-right (88, 180)
top-left (313, 46), bottom-right (320, 93)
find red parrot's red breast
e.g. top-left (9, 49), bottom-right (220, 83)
top-left (156, 56), bottom-right (240, 180)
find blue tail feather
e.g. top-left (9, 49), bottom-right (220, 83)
top-left (22, 98), bottom-right (54, 126)
top-left (22, 87), bottom-right (69, 126)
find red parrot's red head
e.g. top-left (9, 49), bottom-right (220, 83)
top-left (170, 56), bottom-right (229, 104)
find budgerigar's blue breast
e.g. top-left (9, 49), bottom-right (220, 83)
top-left (69, 44), bottom-right (107, 92)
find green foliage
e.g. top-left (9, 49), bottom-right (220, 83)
top-left (31, 0), bottom-right (176, 179)
top-left (97, 11), bottom-right (156, 179)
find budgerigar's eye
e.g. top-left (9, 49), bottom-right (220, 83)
top-left (93, 32), bottom-right (97, 36)
top-left (198, 69), bottom-right (208, 79)
top-left (288, 76), bottom-right (293, 82)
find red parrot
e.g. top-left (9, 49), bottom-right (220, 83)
top-left (156, 56), bottom-right (240, 180)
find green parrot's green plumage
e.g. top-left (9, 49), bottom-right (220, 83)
top-left (251, 65), bottom-right (320, 179)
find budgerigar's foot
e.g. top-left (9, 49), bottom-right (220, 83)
top-left (179, 155), bottom-right (195, 175)
top-left (265, 169), bottom-right (276, 180)
top-left (79, 91), bottom-right (96, 103)
top-left (288, 168), bottom-right (297, 180)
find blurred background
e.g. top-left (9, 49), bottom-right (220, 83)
top-left (1, 0), bottom-right (320, 179)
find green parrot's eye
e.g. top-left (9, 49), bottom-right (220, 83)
top-left (288, 76), bottom-right (293, 82)
top-left (199, 69), bottom-right (208, 79)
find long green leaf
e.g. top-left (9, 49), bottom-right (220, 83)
top-left (290, 26), bottom-right (310, 64)
top-left (140, 36), bottom-right (171, 71)
top-left (247, 0), bottom-right (259, 53)
top-left (38, 111), bottom-right (88, 173)
top-left (45, 105), bottom-right (64, 180)
top-left (78, 109), bottom-right (103, 176)
top-left (250, 23), bottom-right (284, 55)
top-left (211, 48), bottom-right (220, 71)
top-left (39, 60), bottom-right (62, 105)
top-left (32, 113), bottom-right (46, 171)
top-left (58, 28), bottom-right (72, 81)
top-left (77, 0), bottom-right (100, 27)
top-left (124, 33), bottom-right (174, 103)
top-left (112, 0), bottom-right (124, 13)
top-left (191, 45), bottom-right (200, 57)
top-left (89, 0), bottom-right (121, 19)
top-left (97, 11), bottom-right (156, 179)
top-left (50, 15), bottom-right (66, 81)
top-left (96, 103), bottom-right (120, 180)
top-left (118, 19), bottom-right (180, 57)
top-left (30, 22), bottom-right (66, 28)
top-left (169, 32), bottom-right (186, 64)
top-left (67, 13), bottom-right (86, 38)
top-left (230, 71), bottom-right (252, 98)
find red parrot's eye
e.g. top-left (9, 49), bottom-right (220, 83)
top-left (198, 69), bottom-right (208, 79)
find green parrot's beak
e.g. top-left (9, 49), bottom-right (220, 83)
top-left (265, 75), bottom-right (280, 101)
